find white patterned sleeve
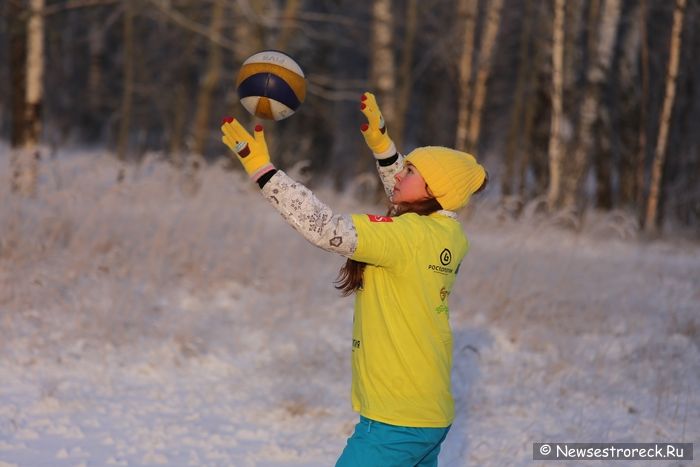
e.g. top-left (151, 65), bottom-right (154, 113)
top-left (376, 152), bottom-right (405, 200)
top-left (261, 171), bottom-right (358, 257)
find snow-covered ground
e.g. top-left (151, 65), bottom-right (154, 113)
top-left (1, 150), bottom-right (698, 467)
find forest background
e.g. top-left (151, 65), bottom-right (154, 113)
top-left (1, 3), bottom-right (699, 464)
top-left (2, 0), bottom-right (699, 234)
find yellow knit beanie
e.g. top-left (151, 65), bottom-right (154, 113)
top-left (405, 146), bottom-right (486, 211)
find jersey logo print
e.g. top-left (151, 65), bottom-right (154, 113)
top-left (440, 248), bottom-right (452, 265)
top-left (367, 214), bottom-right (393, 223)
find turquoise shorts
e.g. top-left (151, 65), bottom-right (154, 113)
top-left (335, 416), bottom-right (451, 467)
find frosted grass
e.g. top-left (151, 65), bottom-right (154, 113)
top-left (0, 148), bottom-right (698, 466)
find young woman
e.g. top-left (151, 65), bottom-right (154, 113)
top-left (221, 92), bottom-right (487, 467)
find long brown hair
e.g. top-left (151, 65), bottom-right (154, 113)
top-left (334, 197), bottom-right (442, 296)
top-left (335, 170), bottom-right (489, 296)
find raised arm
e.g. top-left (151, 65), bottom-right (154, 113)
top-left (359, 92), bottom-right (405, 200)
top-left (221, 119), bottom-right (357, 257)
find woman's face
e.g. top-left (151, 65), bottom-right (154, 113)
top-left (392, 163), bottom-right (431, 204)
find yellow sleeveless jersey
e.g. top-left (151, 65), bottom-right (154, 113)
top-left (349, 212), bottom-right (469, 427)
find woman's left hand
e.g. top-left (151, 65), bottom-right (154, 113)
top-left (360, 92), bottom-right (393, 155)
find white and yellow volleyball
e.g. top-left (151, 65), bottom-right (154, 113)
top-left (235, 50), bottom-right (306, 121)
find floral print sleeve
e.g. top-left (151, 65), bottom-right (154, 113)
top-left (261, 171), bottom-right (358, 257)
top-left (376, 152), bottom-right (405, 200)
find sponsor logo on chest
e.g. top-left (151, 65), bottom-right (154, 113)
top-left (428, 248), bottom-right (455, 275)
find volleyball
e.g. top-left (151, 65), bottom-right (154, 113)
top-left (236, 50), bottom-right (306, 121)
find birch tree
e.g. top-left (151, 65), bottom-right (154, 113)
top-left (616, 1), bottom-right (643, 208)
top-left (645, 0), bottom-right (687, 232)
top-left (637, 0), bottom-right (651, 215)
top-left (392, 0), bottom-right (418, 149)
top-left (517, 5), bottom-right (548, 198)
top-left (563, 0), bottom-right (621, 209)
top-left (169, 30), bottom-right (196, 162)
top-left (116, 0), bottom-right (135, 180)
top-left (370, 0), bottom-right (396, 126)
top-left (466, 0), bottom-right (504, 151)
top-left (275, 0), bottom-right (301, 50)
top-left (24, 0), bottom-right (43, 146)
top-left (232, 1), bottom-right (265, 131)
top-left (191, 0), bottom-right (225, 156)
top-left (233, 0), bottom-right (264, 61)
top-left (455, 0), bottom-right (477, 152)
top-left (8, 1), bottom-right (26, 150)
top-left (546, 0), bottom-right (565, 211)
top-left (11, 0), bottom-right (44, 196)
top-left (502, 0), bottom-right (533, 198)
top-left (87, 22), bottom-right (104, 116)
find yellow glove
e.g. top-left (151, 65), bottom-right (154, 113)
top-left (360, 92), bottom-right (395, 157)
top-left (221, 118), bottom-right (274, 181)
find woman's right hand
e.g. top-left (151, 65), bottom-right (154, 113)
top-left (221, 118), bottom-right (275, 182)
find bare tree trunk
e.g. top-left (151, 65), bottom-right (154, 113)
top-left (564, 0), bottom-right (584, 91)
top-left (169, 83), bottom-right (187, 164)
top-left (233, 1), bottom-right (264, 62)
top-left (117, 0), bottom-right (135, 181)
top-left (229, 0), bottom-right (265, 133)
top-left (455, 0), bottom-right (478, 152)
top-left (502, 0), bottom-right (533, 197)
top-left (593, 120), bottom-right (613, 208)
top-left (591, 1), bottom-right (614, 210)
top-left (8, 1), bottom-right (27, 149)
top-left (275, 0), bottom-right (301, 50)
top-left (88, 20), bottom-right (105, 114)
top-left (547, 0), bottom-right (565, 210)
top-left (9, 0), bottom-right (27, 195)
top-left (637, 0), bottom-right (650, 218)
top-left (586, 0), bottom-right (601, 68)
top-left (11, 0), bottom-right (44, 197)
top-left (617, 1), bottom-right (643, 207)
top-left (366, 0), bottom-right (396, 200)
top-left (392, 0), bottom-right (418, 149)
top-left (191, 0), bottom-right (225, 156)
top-left (517, 80), bottom-right (537, 198)
top-left (167, 9), bottom-right (197, 165)
top-left (563, 0), bottom-right (621, 210)
top-left (517, 14), bottom-right (547, 199)
top-left (24, 0), bottom-right (43, 148)
top-left (370, 0), bottom-right (396, 125)
top-left (168, 10), bottom-right (197, 187)
top-left (645, 0), bottom-right (687, 232)
top-left (467, 0), bottom-right (504, 151)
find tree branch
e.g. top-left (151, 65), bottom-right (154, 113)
top-left (147, 0), bottom-right (239, 51)
top-left (44, 0), bottom-right (119, 16)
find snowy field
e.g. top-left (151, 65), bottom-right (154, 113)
top-left (0, 149), bottom-right (698, 467)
